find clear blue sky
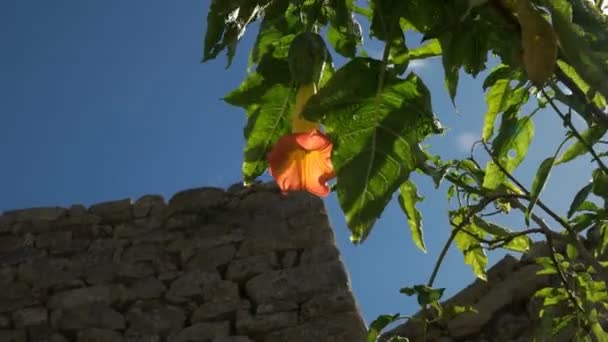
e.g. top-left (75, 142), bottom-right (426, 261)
top-left (0, 0), bottom-right (594, 326)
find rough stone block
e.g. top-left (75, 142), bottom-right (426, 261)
top-left (0, 282), bottom-right (39, 313)
top-left (212, 337), bottom-right (253, 342)
top-left (255, 301), bottom-right (298, 315)
top-left (126, 301), bottom-right (185, 335)
top-left (183, 244), bottom-right (235, 271)
top-left (168, 187), bottom-right (226, 213)
top-left (192, 300), bottom-right (250, 322)
top-left (133, 195), bottom-right (166, 218)
top-left (0, 314), bottom-right (11, 329)
top-left (225, 253), bottom-right (279, 283)
top-left (264, 312), bottom-right (367, 342)
top-left (12, 306), bottom-right (47, 328)
top-left (301, 289), bottom-right (358, 321)
top-left (47, 284), bottom-right (132, 310)
top-left (245, 261), bottom-right (349, 304)
top-left (89, 199), bottom-right (132, 224)
top-left (299, 245), bottom-right (340, 265)
top-left (128, 277), bottom-right (166, 300)
top-left (0, 329), bottom-right (26, 342)
top-left (121, 244), bottom-right (165, 263)
top-left (77, 328), bottom-right (124, 342)
top-left (52, 304), bottom-right (125, 330)
top-left (0, 236), bottom-right (24, 253)
top-left (166, 270), bottom-right (221, 302)
top-left (167, 321), bottom-right (230, 342)
top-left (35, 231), bottom-right (73, 249)
top-left (235, 309), bottom-right (298, 336)
top-left (202, 280), bottom-right (239, 302)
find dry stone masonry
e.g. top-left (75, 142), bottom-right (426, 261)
top-left (380, 241), bottom-right (607, 342)
top-left (0, 183), bottom-right (367, 342)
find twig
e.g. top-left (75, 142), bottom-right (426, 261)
top-left (482, 141), bottom-right (608, 285)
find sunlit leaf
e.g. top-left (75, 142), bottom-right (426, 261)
top-left (325, 0), bottom-right (362, 58)
top-left (398, 180), bottom-right (426, 252)
top-left (451, 210), bottom-right (488, 280)
top-left (556, 125), bottom-right (607, 164)
top-left (224, 57), bottom-right (293, 183)
top-left (483, 114), bottom-right (534, 190)
top-left (400, 285), bottom-right (445, 306)
top-left (481, 77), bottom-right (528, 141)
top-left (526, 157), bottom-right (555, 226)
top-left (472, 216), bottom-right (531, 252)
top-left (304, 58), bottom-right (441, 242)
top-left (204, 0), bottom-right (264, 67)
top-left (367, 313), bottom-right (400, 342)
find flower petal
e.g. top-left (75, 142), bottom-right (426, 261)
top-left (295, 129), bottom-right (332, 151)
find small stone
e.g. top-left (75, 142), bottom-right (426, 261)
top-left (167, 321), bottom-right (230, 342)
top-left (202, 281), bottom-right (239, 302)
top-left (225, 254), bottom-right (279, 282)
top-left (166, 270), bottom-right (221, 302)
top-left (124, 334), bottom-right (161, 342)
top-left (0, 330), bottom-right (26, 342)
top-left (52, 304), bottom-right (125, 330)
top-left (77, 328), bottom-right (124, 342)
top-left (0, 314), bottom-right (11, 328)
top-left (35, 231), bottom-right (72, 249)
top-left (235, 309), bottom-right (298, 335)
top-left (126, 301), bottom-right (185, 335)
top-left (128, 277), bottom-right (166, 300)
top-left (0, 267), bottom-right (15, 283)
top-left (168, 187), bottom-right (226, 213)
top-left (0, 247), bottom-right (46, 266)
top-left (212, 337), bottom-right (253, 342)
top-left (300, 289), bottom-right (356, 320)
top-left (281, 250), bottom-right (298, 268)
top-left (114, 262), bottom-right (156, 281)
top-left (122, 244), bottom-right (165, 263)
top-left (183, 244), bottom-right (236, 271)
top-left (89, 199), bottom-right (132, 224)
top-left (256, 301), bottom-right (298, 315)
top-left (12, 307), bottom-right (47, 328)
top-left (0, 236), bottom-right (24, 253)
top-left (48, 333), bottom-right (70, 342)
top-left (133, 195), bottom-right (166, 218)
top-left (0, 282), bottom-right (39, 313)
top-left (299, 245), bottom-right (340, 265)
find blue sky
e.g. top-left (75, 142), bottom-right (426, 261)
top-left (0, 0), bottom-right (595, 326)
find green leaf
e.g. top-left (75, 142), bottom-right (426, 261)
top-left (203, 0), bottom-right (263, 67)
top-left (325, 0), bottom-right (362, 58)
top-left (224, 57), bottom-right (294, 184)
top-left (556, 125), bottom-right (607, 164)
top-left (405, 40), bottom-right (442, 61)
top-left (304, 58), bottom-right (441, 242)
top-left (482, 65), bottom-right (514, 91)
top-left (367, 313), bottom-right (400, 342)
top-left (400, 285), bottom-right (445, 306)
top-left (472, 216), bottom-right (531, 252)
top-left (250, 2), bottom-right (301, 66)
top-left (398, 180), bottom-right (426, 252)
top-left (482, 114), bottom-right (534, 190)
top-left (568, 183), bottom-right (593, 218)
top-left (548, 0), bottom-right (608, 101)
top-left (451, 210), bottom-right (488, 280)
top-left (481, 78), bottom-right (528, 141)
top-left (566, 243), bottom-right (578, 260)
top-left (526, 157), bottom-right (555, 226)
top-left (439, 17), bottom-right (489, 103)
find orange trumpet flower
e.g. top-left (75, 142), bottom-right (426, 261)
top-left (267, 84), bottom-right (335, 196)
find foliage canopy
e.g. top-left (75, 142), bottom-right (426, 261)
top-left (203, 0), bottom-right (608, 339)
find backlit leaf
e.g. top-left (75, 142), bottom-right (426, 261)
top-left (557, 125), bottom-right (607, 164)
top-left (526, 157), bottom-right (555, 225)
top-left (367, 313), bottom-right (400, 342)
top-left (567, 183), bottom-right (593, 218)
top-left (303, 58), bottom-right (441, 242)
top-left (398, 181), bottom-right (426, 252)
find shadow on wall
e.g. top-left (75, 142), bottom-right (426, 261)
top-left (0, 182), bottom-right (367, 342)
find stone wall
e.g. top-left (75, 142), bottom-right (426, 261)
top-left (380, 242), bottom-right (606, 342)
top-left (0, 183), bottom-right (367, 342)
